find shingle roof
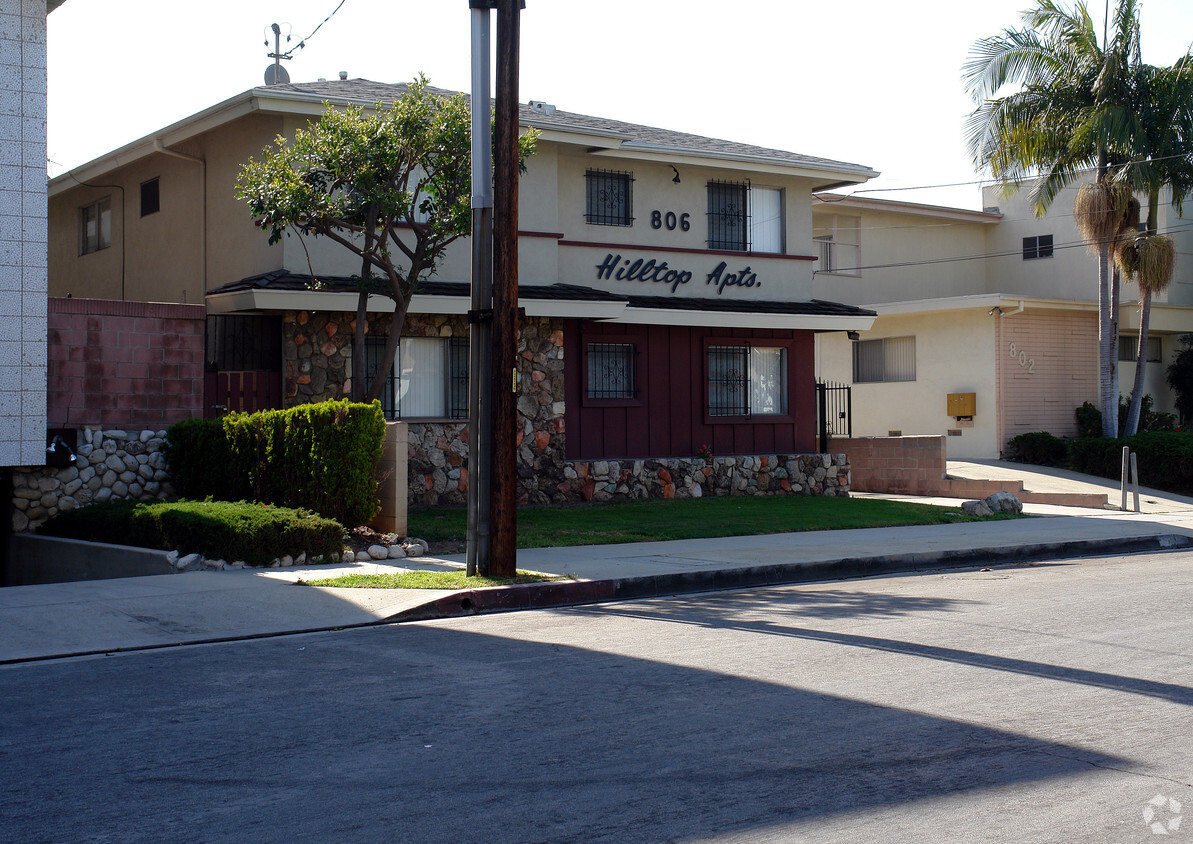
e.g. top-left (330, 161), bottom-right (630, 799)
top-left (259, 79), bottom-right (873, 175)
top-left (207, 271), bottom-right (876, 318)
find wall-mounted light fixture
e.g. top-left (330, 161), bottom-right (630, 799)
top-left (988, 306), bottom-right (1004, 316)
top-left (670, 165), bottom-right (681, 184)
top-left (846, 330), bottom-right (860, 341)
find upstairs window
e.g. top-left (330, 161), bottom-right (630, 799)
top-left (585, 169), bottom-right (633, 226)
top-left (706, 182), bottom-right (782, 253)
top-left (79, 197), bottom-right (111, 255)
top-left (813, 214), bottom-right (861, 275)
top-left (366, 336), bottom-right (469, 420)
top-left (140, 177), bottom-right (160, 217)
top-left (707, 344), bottom-right (787, 417)
top-left (853, 336), bottom-right (916, 383)
top-left (1023, 234), bottom-right (1054, 259)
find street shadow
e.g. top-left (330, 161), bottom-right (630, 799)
top-left (0, 610), bottom-right (1132, 843)
top-left (574, 586), bottom-right (1193, 707)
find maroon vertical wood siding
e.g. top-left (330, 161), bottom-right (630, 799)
top-left (564, 319), bottom-right (816, 460)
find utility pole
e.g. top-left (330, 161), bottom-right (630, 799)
top-left (465, 2), bottom-right (494, 576)
top-left (489, 0), bottom-right (522, 576)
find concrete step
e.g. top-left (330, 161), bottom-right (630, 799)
top-left (942, 476), bottom-right (1108, 509)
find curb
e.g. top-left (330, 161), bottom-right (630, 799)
top-left (386, 533), bottom-right (1193, 623)
top-left (5, 533), bottom-right (1188, 665)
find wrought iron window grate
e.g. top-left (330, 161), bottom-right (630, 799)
top-left (707, 180), bottom-right (748, 251)
top-left (585, 169), bottom-right (634, 226)
top-left (587, 343), bottom-right (635, 399)
top-left (708, 345), bottom-right (750, 416)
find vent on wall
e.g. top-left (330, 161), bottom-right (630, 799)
top-left (948, 429), bottom-right (963, 437)
top-left (887, 430), bottom-right (902, 437)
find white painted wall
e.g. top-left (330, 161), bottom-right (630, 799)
top-left (818, 308), bottom-right (999, 458)
top-left (0, 0), bottom-right (48, 467)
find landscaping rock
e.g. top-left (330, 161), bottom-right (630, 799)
top-left (176, 553), bottom-right (203, 572)
top-left (961, 499), bottom-right (994, 517)
top-left (985, 491), bottom-right (1024, 514)
top-left (354, 550), bottom-right (372, 562)
top-left (367, 544), bottom-right (389, 560)
top-left (387, 545), bottom-right (406, 559)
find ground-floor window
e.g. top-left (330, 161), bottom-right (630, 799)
top-left (587, 342), bottom-right (636, 399)
top-left (1119, 335), bottom-right (1162, 363)
top-left (707, 344), bottom-right (787, 416)
top-left (853, 336), bottom-right (916, 383)
top-left (366, 335), bottom-right (469, 419)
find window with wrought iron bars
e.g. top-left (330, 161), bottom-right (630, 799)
top-left (585, 169), bottom-right (634, 226)
top-left (707, 344), bottom-right (787, 416)
top-left (707, 181), bottom-right (749, 251)
top-left (587, 343), bottom-right (635, 399)
top-left (365, 335), bottom-right (469, 420)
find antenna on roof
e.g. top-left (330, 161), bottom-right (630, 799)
top-left (264, 23), bottom-right (291, 86)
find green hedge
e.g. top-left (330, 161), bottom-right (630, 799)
top-left (162, 400), bottom-right (386, 525)
top-left (1068, 431), bottom-right (1193, 492)
top-left (38, 499), bottom-right (344, 566)
top-left (1005, 431), bottom-right (1069, 466)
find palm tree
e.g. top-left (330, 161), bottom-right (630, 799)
top-left (964, 0), bottom-right (1142, 437)
top-left (1119, 56), bottom-right (1193, 435)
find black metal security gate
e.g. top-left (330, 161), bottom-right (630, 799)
top-left (816, 380), bottom-right (852, 453)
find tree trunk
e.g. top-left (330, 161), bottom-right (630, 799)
top-left (1124, 191), bottom-right (1164, 436)
top-left (1099, 242), bottom-right (1119, 437)
top-left (351, 288), bottom-right (368, 402)
top-left (364, 298), bottom-right (408, 404)
top-left (1124, 289), bottom-right (1152, 436)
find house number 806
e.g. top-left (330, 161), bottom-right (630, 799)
top-left (650, 210), bottom-right (691, 231)
top-left (1008, 342), bottom-right (1035, 374)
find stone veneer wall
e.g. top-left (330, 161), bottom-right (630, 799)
top-left (277, 309), bottom-right (850, 508)
top-left (11, 427), bottom-right (172, 532)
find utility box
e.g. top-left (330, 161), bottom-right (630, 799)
top-left (947, 392), bottom-right (976, 418)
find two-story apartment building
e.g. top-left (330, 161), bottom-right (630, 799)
top-left (47, 78), bottom-right (878, 506)
top-left (815, 184), bottom-right (1193, 458)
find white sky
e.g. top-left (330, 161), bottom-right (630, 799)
top-left (47, 0), bottom-right (1193, 210)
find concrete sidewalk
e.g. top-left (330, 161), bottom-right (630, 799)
top-left (4, 499), bottom-right (1193, 663)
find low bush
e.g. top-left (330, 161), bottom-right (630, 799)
top-left (1068, 431), bottom-right (1193, 492)
top-left (1005, 431), bottom-right (1069, 466)
top-left (163, 400), bottom-right (386, 526)
top-left (1075, 395), bottom-right (1177, 438)
top-left (38, 499), bottom-right (345, 566)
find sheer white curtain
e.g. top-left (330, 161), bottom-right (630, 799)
top-left (749, 347), bottom-right (786, 414)
top-left (397, 337), bottom-right (445, 417)
top-left (749, 187), bottom-right (782, 254)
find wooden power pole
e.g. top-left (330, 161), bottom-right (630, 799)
top-left (489, 0), bottom-right (521, 576)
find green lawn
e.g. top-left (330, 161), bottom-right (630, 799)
top-left (410, 495), bottom-right (1015, 549)
top-left (303, 570), bottom-right (563, 589)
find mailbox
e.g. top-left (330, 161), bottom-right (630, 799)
top-left (947, 392), bottom-right (976, 418)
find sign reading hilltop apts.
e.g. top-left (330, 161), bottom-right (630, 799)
top-left (595, 253), bottom-right (761, 296)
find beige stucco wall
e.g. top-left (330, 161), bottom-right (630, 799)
top-left (811, 208), bottom-right (993, 306)
top-left (817, 308), bottom-right (999, 459)
top-left (49, 112), bottom-right (283, 303)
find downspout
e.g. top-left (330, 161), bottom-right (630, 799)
top-left (152, 140), bottom-right (207, 300)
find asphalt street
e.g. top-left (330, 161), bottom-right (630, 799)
top-left (2, 549), bottom-right (1191, 842)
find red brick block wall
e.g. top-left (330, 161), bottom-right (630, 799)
top-left (47, 298), bottom-right (206, 430)
top-left (832, 435), bottom-right (948, 495)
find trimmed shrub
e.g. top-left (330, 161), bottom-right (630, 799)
top-left (1068, 431), bottom-right (1193, 492)
top-left (1074, 396), bottom-right (1177, 438)
top-left (38, 499), bottom-right (345, 566)
top-left (164, 400), bottom-right (386, 525)
top-left (1005, 431), bottom-right (1068, 466)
